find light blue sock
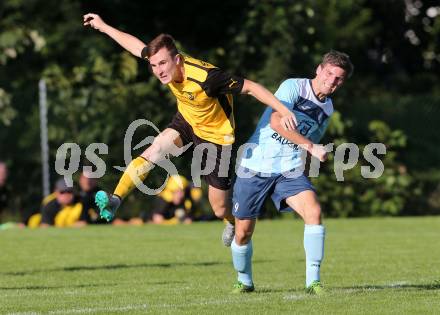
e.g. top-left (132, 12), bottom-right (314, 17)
top-left (231, 238), bottom-right (253, 286)
top-left (304, 224), bottom-right (325, 287)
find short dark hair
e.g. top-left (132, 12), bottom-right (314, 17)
top-left (321, 50), bottom-right (354, 78)
top-left (142, 33), bottom-right (179, 59)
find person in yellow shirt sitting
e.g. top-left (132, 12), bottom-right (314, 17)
top-left (139, 175), bottom-right (205, 225)
top-left (35, 179), bottom-right (86, 227)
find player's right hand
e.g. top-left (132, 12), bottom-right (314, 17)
top-left (310, 144), bottom-right (328, 162)
top-left (83, 13), bottom-right (106, 32)
top-left (279, 112), bottom-right (297, 131)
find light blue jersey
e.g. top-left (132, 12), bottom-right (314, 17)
top-left (239, 78), bottom-right (333, 174)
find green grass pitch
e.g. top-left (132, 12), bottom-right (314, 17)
top-left (1, 217), bottom-right (440, 314)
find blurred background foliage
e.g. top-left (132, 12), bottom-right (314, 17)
top-left (0, 0), bottom-right (439, 220)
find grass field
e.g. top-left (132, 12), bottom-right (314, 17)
top-left (1, 217), bottom-right (440, 314)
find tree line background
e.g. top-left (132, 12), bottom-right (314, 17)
top-left (0, 0), bottom-right (439, 220)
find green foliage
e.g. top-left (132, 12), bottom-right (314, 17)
top-left (314, 114), bottom-right (415, 217)
top-left (226, 0), bottom-right (376, 87)
top-left (0, 88), bottom-right (15, 126)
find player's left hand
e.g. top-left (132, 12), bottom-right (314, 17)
top-left (279, 112), bottom-right (297, 131)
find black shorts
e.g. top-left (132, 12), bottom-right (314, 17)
top-left (167, 112), bottom-right (233, 190)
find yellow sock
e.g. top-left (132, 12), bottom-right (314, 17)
top-left (223, 215), bottom-right (235, 226)
top-left (113, 157), bottom-right (152, 199)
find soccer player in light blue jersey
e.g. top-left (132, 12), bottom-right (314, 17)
top-left (230, 51), bottom-right (353, 294)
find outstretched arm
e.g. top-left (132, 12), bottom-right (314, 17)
top-left (270, 111), bottom-right (328, 162)
top-left (241, 79), bottom-right (297, 131)
top-left (83, 13), bottom-right (146, 58)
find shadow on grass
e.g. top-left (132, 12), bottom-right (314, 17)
top-left (255, 287), bottom-right (300, 294)
top-left (339, 281), bottom-right (440, 292)
top-left (0, 283), bottom-right (109, 290)
top-left (0, 281), bottom-right (185, 291)
top-left (232, 282), bottom-right (440, 294)
top-left (2, 259), bottom-right (273, 276)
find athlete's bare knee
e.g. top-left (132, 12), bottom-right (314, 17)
top-left (208, 189), bottom-right (230, 219)
top-left (235, 229), bottom-right (253, 245)
top-left (141, 140), bottom-right (163, 163)
top-left (304, 203), bottom-right (322, 225)
top-left (211, 203), bottom-right (227, 218)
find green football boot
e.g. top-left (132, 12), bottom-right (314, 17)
top-left (95, 191), bottom-right (120, 222)
top-left (305, 280), bottom-right (325, 295)
top-left (232, 281), bottom-right (255, 293)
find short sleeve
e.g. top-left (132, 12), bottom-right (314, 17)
top-left (202, 68), bottom-right (244, 97)
top-left (141, 46), bottom-right (149, 59)
top-left (274, 79), bottom-right (300, 108)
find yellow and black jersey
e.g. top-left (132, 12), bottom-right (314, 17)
top-left (168, 56), bottom-right (244, 145)
top-left (41, 197), bottom-right (84, 227)
top-left (151, 175), bottom-right (203, 221)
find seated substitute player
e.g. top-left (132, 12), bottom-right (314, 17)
top-left (83, 14), bottom-right (297, 246)
top-left (78, 170), bottom-right (105, 224)
top-left (39, 178), bottom-right (86, 227)
top-left (142, 175), bottom-right (203, 224)
top-left (230, 50), bottom-right (353, 294)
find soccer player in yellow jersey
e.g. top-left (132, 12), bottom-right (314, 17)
top-left (83, 13), bottom-right (297, 246)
